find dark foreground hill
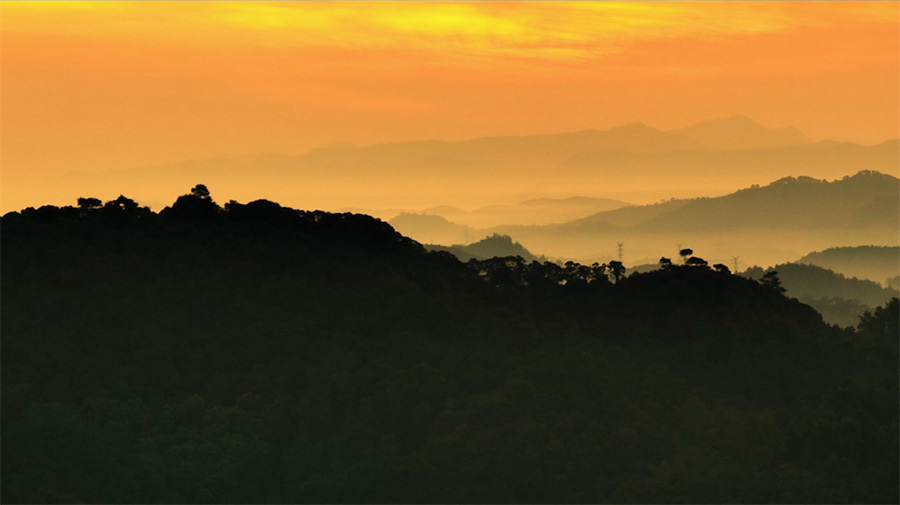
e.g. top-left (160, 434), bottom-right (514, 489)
top-left (2, 188), bottom-right (897, 504)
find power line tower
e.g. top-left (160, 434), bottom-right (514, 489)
top-left (617, 242), bottom-right (624, 263)
top-left (733, 256), bottom-right (740, 274)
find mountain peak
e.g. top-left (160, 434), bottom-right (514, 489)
top-left (842, 170), bottom-right (900, 182)
top-left (674, 115), bottom-right (812, 150)
top-left (608, 122), bottom-right (655, 133)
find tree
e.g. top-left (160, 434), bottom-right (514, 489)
top-left (679, 249), bottom-right (693, 264)
top-left (685, 257), bottom-right (708, 268)
top-left (659, 257), bottom-right (672, 269)
top-left (164, 184), bottom-right (221, 222)
top-left (191, 184), bottom-right (211, 199)
top-left (77, 197), bottom-right (102, 216)
top-left (713, 264), bottom-right (731, 274)
top-left (760, 270), bottom-right (786, 293)
top-left (608, 260), bottom-right (625, 283)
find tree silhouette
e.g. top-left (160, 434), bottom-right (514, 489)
top-left (104, 195), bottom-right (140, 213)
top-left (679, 248), bottom-right (693, 264)
top-left (608, 260), bottom-right (625, 283)
top-left (761, 270), bottom-right (786, 293)
top-left (685, 257), bottom-right (708, 268)
top-left (659, 257), bottom-right (672, 269)
top-left (164, 184), bottom-right (221, 221)
top-left (713, 263), bottom-right (731, 274)
top-left (191, 184), bottom-right (211, 199)
top-left (76, 197), bottom-right (102, 214)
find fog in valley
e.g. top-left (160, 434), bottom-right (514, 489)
top-left (4, 3), bottom-right (898, 503)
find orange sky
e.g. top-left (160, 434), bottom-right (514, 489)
top-left (1, 1), bottom-right (898, 212)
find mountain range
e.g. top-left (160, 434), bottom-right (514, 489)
top-left (390, 171), bottom-right (900, 268)
top-left (58, 116), bottom-right (899, 215)
top-left (3, 187), bottom-right (897, 503)
top-left (797, 246), bottom-right (900, 287)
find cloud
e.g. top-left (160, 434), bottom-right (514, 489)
top-left (3, 1), bottom-right (895, 65)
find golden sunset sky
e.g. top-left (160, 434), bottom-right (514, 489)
top-left (1, 1), bottom-right (898, 212)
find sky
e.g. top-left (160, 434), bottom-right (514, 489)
top-left (1, 1), bottom-right (898, 212)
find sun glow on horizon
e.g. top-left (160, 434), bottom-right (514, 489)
top-left (1, 1), bottom-right (898, 213)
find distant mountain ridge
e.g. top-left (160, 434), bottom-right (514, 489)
top-left (388, 171), bottom-right (899, 268)
top-left (674, 114), bottom-right (812, 150)
top-left (427, 234), bottom-right (538, 262)
top-left (560, 139), bottom-right (900, 182)
top-left (797, 246), bottom-right (900, 287)
top-left (743, 262), bottom-right (900, 327)
top-left (555, 171), bottom-right (899, 233)
top-left (54, 116), bottom-right (898, 218)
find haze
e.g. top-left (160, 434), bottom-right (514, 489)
top-left (2, 1), bottom-right (898, 221)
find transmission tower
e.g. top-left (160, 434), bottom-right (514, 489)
top-left (733, 256), bottom-right (740, 274)
top-left (617, 242), bottom-right (624, 262)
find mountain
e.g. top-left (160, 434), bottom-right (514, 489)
top-left (743, 263), bottom-right (900, 327)
top-left (626, 171), bottom-right (898, 232)
top-left (405, 197), bottom-right (634, 229)
top-left (484, 171), bottom-right (899, 267)
top-left (388, 212), bottom-right (484, 245)
top-left (2, 188), bottom-right (897, 503)
top-left (427, 233), bottom-right (538, 262)
top-left (559, 139), bottom-right (900, 190)
top-left (797, 246), bottom-right (900, 287)
top-left (344, 196), bottom-right (632, 230)
top-left (674, 115), bottom-right (812, 150)
top-left (50, 116), bottom-right (898, 218)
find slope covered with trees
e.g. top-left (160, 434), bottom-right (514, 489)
top-left (796, 245), bottom-right (900, 288)
top-left (484, 170), bottom-right (899, 267)
top-left (427, 233), bottom-right (538, 262)
top-left (2, 187), bottom-right (897, 503)
top-left (744, 263), bottom-right (899, 327)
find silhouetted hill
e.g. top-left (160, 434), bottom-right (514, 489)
top-left (488, 171), bottom-right (899, 267)
top-left (421, 197), bottom-right (633, 228)
top-left (427, 234), bottom-right (538, 262)
top-left (388, 212), bottom-right (483, 245)
top-left (629, 171), bottom-right (898, 232)
top-left (2, 187), bottom-right (897, 503)
top-left (381, 196), bottom-right (632, 237)
top-left (743, 263), bottom-right (900, 327)
top-left (797, 246), bottom-right (900, 287)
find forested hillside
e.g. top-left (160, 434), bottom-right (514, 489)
top-left (797, 245), bottom-right (900, 287)
top-left (427, 234), bottom-right (538, 262)
top-left (744, 263), bottom-right (899, 327)
top-left (482, 170), bottom-right (899, 267)
top-left (2, 187), bottom-right (897, 503)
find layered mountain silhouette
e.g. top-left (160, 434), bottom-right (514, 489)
top-left (673, 114), bottom-right (811, 150)
top-left (57, 116), bottom-right (898, 216)
top-left (797, 246), bottom-right (900, 288)
top-left (391, 171), bottom-right (899, 268)
top-left (378, 196), bottom-right (630, 236)
top-left (2, 186), bottom-right (897, 503)
top-left (426, 233), bottom-right (538, 262)
top-left (742, 263), bottom-right (899, 327)
top-left (565, 170), bottom-right (898, 232)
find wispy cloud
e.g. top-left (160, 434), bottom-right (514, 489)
top-left (5, 1), bottom-right (894, 65)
